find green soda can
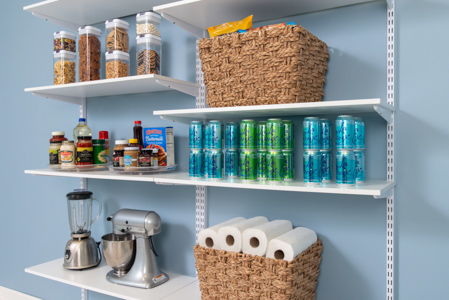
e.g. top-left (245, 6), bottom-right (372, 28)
top-left (267, 118), bottom-right (284, 150)
top-left (92, 139), bottom-right (106, 164)
top-left (282, 120), bottom-right (294, 150)
top-left (256, 150), bottom-right (267, 180)
top-left (256, 121), bottom-right (267, 149)
top-left (282, 149), bottom-right (294, 181)
top-left (240, 150), bottom-right (257, 181)
top-left (266, 150), bottom-right (285, 183)
top-left (240, 120), bottom-right (256, 149)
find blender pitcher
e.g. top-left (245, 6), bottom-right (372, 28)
top-left (66, 190), bottom-right (102, 236)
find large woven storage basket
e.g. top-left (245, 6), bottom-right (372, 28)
top-left (194, 239), bottom-right (322, 300)
top-left (198, 25), bottom-right (329, 107)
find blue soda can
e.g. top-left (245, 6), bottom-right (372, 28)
top-left (303, 150), bottom-right (321, 184)
top-left (320, 118), bottom-right (332, 150)
top-left (225, 122), bottom-right (239, 149)
top-left (303, 117), bottom-right (321, 150)
top-left (336, 150), bottom-right (356, 185)
top-left (209, 120), bottom-right (223, 149)
top-left (205, 123), bottom-right (211, 149)
top-left (225, 149), bottom-right (239, 178)
top-left (321, 150), bottom-right (332, 182)
top-left (189, 121), bottom-right (203, 149)
top-left (354, 149), bottom-right (366, 182)
top-left (354, 117), bottom-right (365, 150)
top-left (206, 149), bottom-right (223, 179)
top-left (189, 149), bottom-right (204, 178)
top-left (336, 115), bottom-right (355, 150)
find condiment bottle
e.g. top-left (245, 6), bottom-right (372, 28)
top-left (124, 147), bottom-right (140, 170)
top-left (113, 140), bottom-right (128, 167)
top-left (50, 131), bottom-right (68, 143)
top-left (49, 141), bottom-right (62, 168)
top-left (133, 121), bottom-right (143, 148)
top-left (139, 149), bottom-right (152, 167)
top-left (99, 131), bottom-right (109, 158)
top-left (129, 138), bottom-right (142, 150)
top-left (60, 141), bottom-right (76, 169)
top-left (152, 148), bottom-right (159, 167)
top-left (76, 136), bottom-right (94, 166)
top-left (73, 118), bottom-right (92, 143)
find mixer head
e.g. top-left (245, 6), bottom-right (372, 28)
top-left (107, 209), bottom-right (161, 238)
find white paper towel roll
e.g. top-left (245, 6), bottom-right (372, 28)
top-left (266, 227), bottom-right (317, 261)
top-left (198, 217), bottom-right (246, 250)
top-left (242, 220), bottom-right (293, 256)
top-left (218, 216), bottom-right (269, 253)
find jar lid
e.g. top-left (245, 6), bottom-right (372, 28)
top-left (152, 148), bottom-right (159, 153)
top-left (78, 26), bottom-right (102, 37)
top-left (99, 131), bottom-right (109, 139)
top-left (78, 136), bottom-right (92, 140)
top-left (136, 11), bottom-right (161, 25)
top-left (105, 50), bottom-right (130, 61)
top-left (136, 34), bottom-right (161, 46)
top-left (67, 190), bottom-right (93, 200)
top-left (105, 19), bottom-right (130, 30)
top-left (141, 149), bottom-right (152, 154)
top-left (53, 31), bottom-right (76, 40)
top-left (115, 140), bottom-right (129, 145)
top-left (124, 147), bottom-right (140, 151)
top-left (52, 131), bottom-right (65, 135)
top-left (53, 50), bottom-right (76, 60)
top-left (62, 140), bottom-right (75, 144)
top-left (129, 138), bottom-right (138, 144)
top-left (92, 139), bottom-right (105, 144)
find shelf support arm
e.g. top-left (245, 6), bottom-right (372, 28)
top-left (156, 79), bottom-right (199, 97)
top-left (31, 92), bottom-right (82, 105)
top-left (31, 12), bottom-right (80, 32)
top-left (161, 13), bottom-right (205, 39)
top-left (374, 105), bottom-right (393, 123)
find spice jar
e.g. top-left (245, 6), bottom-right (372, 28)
top-left (76, 136), bottom-right (94, 166)
top-left (136, 34), bottom-right (161, 75)
top-left (124, 147), bottom-right (140, 170)
top-left (49, 141), bottom-right (62, 168)
top-left (78, 26), bottom-right (102, 82)
top-left (152, 148), bottom-right (159, 167)
top-left (93, 139), bottom-right (107, 165)
top-left (105, 19), bottom-right (129, 53)
top-left (139, 149), bottom-right (152, 167)
top-left (136, 12), bottom-right (161, 36)
top-left (60, 140), bottom-right (76, 169)
top-left (99, 131), bottom-right (109, 157)
top-left (54, 50), bottom-right (76, 85)
top-left (53, 31), bottom-right (76, 52)
top-left (106, 50), bottom-right (129, 79)
top-left (50, 131), bottom-right (68, 143)
top-left (113, 140), bottom-right (128, 167)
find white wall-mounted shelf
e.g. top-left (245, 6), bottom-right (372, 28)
top-left (25, 259), bottom-right (199, 300)
top-left (25, 75), bottom-right (199, 105)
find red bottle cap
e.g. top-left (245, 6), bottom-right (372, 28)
top-left (135, 120), bottom-right (142, 125)
top-left (99, 131), bottom-right (109, 139)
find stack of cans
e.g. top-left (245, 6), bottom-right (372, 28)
top-left (335, 115), bottom-right (356, 185)
top-left (205, 120), bottom-right (224, 180)
top-left (225, 122), bottom-right (240, 178)
top-left (189, 121), bottom-right (205, 178)
top-left (240, 120), bottom-right (257, 181)
top-left (303, 117), bottom-right (322, 185)
top-left (320, 118), bottom-right (333, 182)
top-left (354, 117), bottom-right (365, 183)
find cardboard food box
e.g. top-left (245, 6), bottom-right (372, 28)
top-left (143, 127), bottom-right (175, 166)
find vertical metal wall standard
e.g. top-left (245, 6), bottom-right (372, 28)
top-left (80, 98), bottom-right (89, 300)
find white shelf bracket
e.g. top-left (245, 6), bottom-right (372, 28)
top-left (32, 92), bottom-right (82, 105)
top-left (373, 186), bottom-right (393, 199)
top-left (156, 79), bottom-right (199, 98)
top-left (374, 105), bottom-right (393, 123)
top-left (386, 0), bottom-right (393, 9)
top-left (159, 115), bottom-right (190, 124)
top-left (161, 13), bottom-right (205, 39)
top-left (31, 12), bottom-right (80, 32)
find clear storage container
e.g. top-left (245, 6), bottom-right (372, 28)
top-left (53, 31), bottom-right (76, 52)
top-left (136, 34), bottom-right (161, 75)
top-left (54, 50), bottom-right (76, 85)
top-left (136, 11), bottom-right (161, 36)
top-left (106, 50), bottom-right (129, 79)
top-left (78, 26), bottom-right (102, 82)
top-left (105, 19), bottom-right (129, 53)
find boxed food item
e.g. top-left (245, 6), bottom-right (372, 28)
top-left (143, 127), bottom-right (174, 166)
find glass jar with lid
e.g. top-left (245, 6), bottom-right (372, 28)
top-left (105, 51), bottom-right (129, 79)
top-left (78, 26), bottom-right (102, 82)
top-left (136, 34), bottom-right (161, 75)
top-left (113, 140), bottom-right (128, 167)
top-left (60, 141), bottom-right (76, 169)
top-left (105, 19), bottom-right (129, 53)
top-left (53, 31), bottom-right (76, 52)
top-left (54, 50), bottom-right (76, 85)
top-left (136, 12), bottom-right (161, 36)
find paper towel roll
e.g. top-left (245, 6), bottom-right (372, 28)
top-left (266, 227), bottom-right (317, 261)
top-left (242, 220), bottom-right (293, 256)
top-left (218, 216), bottom-right (269, 253)
top-left (198, 217), bottom-right (246, 250)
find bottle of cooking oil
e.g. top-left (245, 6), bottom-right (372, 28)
top-left (73, 118), bottom-right (92, 143)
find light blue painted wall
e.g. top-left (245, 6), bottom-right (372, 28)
top-left (1, 0), bottom-right (447, 299)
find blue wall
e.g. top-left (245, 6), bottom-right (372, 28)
top-left (1, 0), bottom-right (447, 299)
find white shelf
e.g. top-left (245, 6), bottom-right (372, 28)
top-left (155, 98), bottom-right (394, 124)
top-left (25, 75), bottom-right (199, 105)
top-left (25, 258), bottom-right (198, 300)
top-left (24, 169), bottom-right (156, 182)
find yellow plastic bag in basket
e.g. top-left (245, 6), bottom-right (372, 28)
top-left (207, 15), bottom-right (253, 38)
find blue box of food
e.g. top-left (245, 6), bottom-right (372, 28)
top-left (143, 127), bottom-right (175, 166)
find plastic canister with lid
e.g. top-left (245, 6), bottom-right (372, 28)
top-left (106, 50), bottom-right (129, 79)
top-left (136, 34), bottom-right (161, 75)
top-left (136, 12), bottom-right (161, 36)
top-left (53, 31), bottom-right (76, 52)
top-left (78, 26), bottom-right (102, 82)
top-left (105, 19), bottom-right (130, 53)
top-left (54, 50), bottom-right (76, 85)
top-left (124, 147), bottom-right (140, 169)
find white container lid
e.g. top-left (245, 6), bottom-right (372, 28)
top-left (105, 19), bottom-right (130, 30)
top-left (53, 31), bottom-right (76, 40)
top-left (53, 50), bottom-right (76, 60)
top-left (78, 26), bottom-right (102, 37)
top-left (136, 11), bottom-right (161, 25)
top-left (136, 34), bottom-right (162, 46)
top-left (124, 147), bottom-right (140, 151)
top-left (52, 131), bottom-right (65, 135)
top-left (115, 140), bottom-right (129, 145)
top-left (105, 50), bottom-right (130, 61)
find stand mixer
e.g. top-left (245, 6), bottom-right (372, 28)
top-left (102, 209), bottom-right (169, 289)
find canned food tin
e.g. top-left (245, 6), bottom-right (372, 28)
top-left (256, 150), bottom-right (267, 180)
top-left (256, 121), bottom-right (267, 149)
top-left (320, 118), bottom-right (332, 150)
top-left (336, 115), bottom-right (355, 150)
top-left (354, 117), bottom-right (365, 150)
top-left (240, 150), bottom-right (257, 181)
top-left (206, 149), bottom-right (223, 179)
top-left (321, 150), bottom-right (332, 182)
top-left (225, 122), bottom-right (240, 149)
top-left (189, 149), bottom-right (204, 178)
top-left (354, 149), bottom-right (365, 182)
top-left (92, 139), bottom-right (106, 164)
top-left (303, 150), bottom-right (321, 184)
top-left (240, 120), bottom-right (256, 149)
top-left (283, 120), bottom-right (294, 150)
top-left (303, 117), bottom-right (321, 150)
top-left (267, 150), bottom-right (285, 182)
top-left (209, 120), bottom-right (223, 149)
top-left (336, 150), bottom-right (356, 185)
top-left (189, 121), bottom-right (203, 149)
top-left (225, 149), bottom-right (239, 178)
top-left (267, 118), bottom-right (284, 150)
top-left (282, 149), bottom-right (294, 181)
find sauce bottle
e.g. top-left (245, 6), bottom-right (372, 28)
top-left (129, 138), bottom-right (142, 150)
top-left (133, 121), bottom-right (143, 148)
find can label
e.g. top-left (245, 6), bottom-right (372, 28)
top-left (256, 150), bottom-right (267, 180)
top-left (320, 119), bottom-right (332, 150)
top-left (225, 123), bottom-right (239, 149)
top-left (283, 120), bottom-right (294, 150)
top-left (336, 116), bottom-right (355, 150)
top-left (240, 150), bottom-right (257, 180)
top-left (267, 150), bottom-right (285, 182)
top-left (282, 149), bottom-right (294, 180)
top-left (303, 117), bottom-right (321, 150)
top-left (267, 119), bottom-right (284, 150)
top-left (256, 121), bottom-right (267, 149)
top-left (206, 150), bottom-right (223, 179)
top-left (321, 150), bottom-right (332, 182)
top-left (303, 150), bottom-right (321, 184)
top-left (225, 149), bottom-right (239, 177)
top-left (354, 150), bottom-right (365, 182)
top-left (336, 150), bottom-right (356, 185)
top-left (189, 150), bottom-right (204, 177)
top-left (76, 147), bottom-right (94, 164)
top-left (93, 144), bottom-right (106, 164)
top-left (209, 121), bottom-right (223, 149)
top-left (189, 121), bottom-right (203, 149)
top-left (355, 118), bottom-right (365, 149)
top-left (240, 120), bottom-right (256, 149)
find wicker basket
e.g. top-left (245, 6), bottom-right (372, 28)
top-left (194, 239), bottom-right (322, 300)
top-left (198, 25), bottom-right (329, 107)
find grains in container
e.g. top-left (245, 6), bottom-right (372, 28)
top-left (136, 11), bottom-right (161, 36)
top-left (53, 50), bottom-right (76, 85)
top-left (106, 50), bottom-right (129, 79)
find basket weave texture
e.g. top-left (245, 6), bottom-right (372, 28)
top-left (198, 25), bottom-right (329, 107)
top-left (194, 239), bottom-right (322, 300)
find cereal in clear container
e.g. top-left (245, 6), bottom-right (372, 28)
top-left (136, 34), bottom-right (161, 75)
top-left (136, 11), bottom-right (161, 36)
top-left (106, 50), bottom-right (129, 79)
top-left (54, 50), bottom-right (76, 85)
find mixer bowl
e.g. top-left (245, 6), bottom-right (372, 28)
top-left (101, 233), bottom-right (136, 276)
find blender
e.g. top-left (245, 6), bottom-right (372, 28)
top-left (63, 190), bottom-right (102, 270)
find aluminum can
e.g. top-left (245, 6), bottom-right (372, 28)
top-left (209, 120), bottom-right (223, 149)
top-left (240, 120), bottom-right (256, 149)
top-left (240, 150), bottom-right (257, 181)
top-left (204, 123), bottom-right (211, 149)
top-left (189, 121), bottom-right (203, 149)
top-left (282, 149), bottom-right (294, 181)
top-left (336, 150), bottom-right (356, 185)
top-left (354, 149), bottom-right (366, 182)
top-left (354, 117), bottom-right (365, 150)
top-left (267, 118), bottom-right (284, 150)
top-left (225, 122), bottom-right (240, 149)
top-left (256, 121), bottom-right (267, 149)
top-left (206, 149), bottom-right (223, 179)
top-left (204, 149), bottom-right (210, 177)
top-left (321, 150), bottom-right (332, 182)
top-left (303, 150), bottom-right (321, 184)
top-left (225, 149), bottom-right (239, 178)
top-left (267, 150), bottom-right (285, 182)
top-left (283, 120), bottom-right (294, 150)
top-left (189, 149), bottom-right (204, 178)
top-left (256, 150), bottom-right (267, 180)
top-left (303, 117), bottom-right (321, 150)
top-left (336, 115), bottom-right (355, 150)
top-left (320, 118), bottom-right (332, 150)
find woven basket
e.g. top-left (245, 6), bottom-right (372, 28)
top-left (194, 239), bottom-right (322, 300)
top-left (198, 25), bottom-right (329, 107)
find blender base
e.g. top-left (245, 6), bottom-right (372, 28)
top-left (63, 235), bottom-right (100, 270)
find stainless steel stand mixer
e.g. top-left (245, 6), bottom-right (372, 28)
top-left (102, 209), bottom-right (169, 289)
